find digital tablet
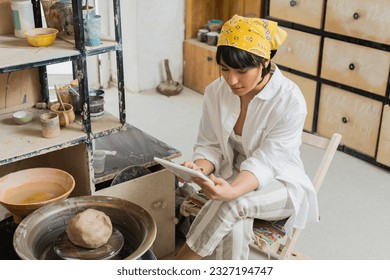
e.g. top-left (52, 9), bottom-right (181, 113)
top-left (154, 157), bottom-right (214, 185)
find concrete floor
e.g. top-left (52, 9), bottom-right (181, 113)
top-left (105, 86), bottom-right (390, 260)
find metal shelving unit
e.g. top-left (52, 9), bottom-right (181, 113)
top-left (0, 0), bottom-right (126, 191)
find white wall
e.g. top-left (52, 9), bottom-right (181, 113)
top-left (119, 0), bottom-right (185, 93)
top-left (48, 0), bottom-right (185, 93)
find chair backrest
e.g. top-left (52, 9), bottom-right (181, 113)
top-left (301, 132), bottom-right (342, 192)
top-left (278, 132), bottom-right (342, 259)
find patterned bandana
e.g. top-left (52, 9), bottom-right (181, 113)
top-left (217, 14), bottom-right (287, 60)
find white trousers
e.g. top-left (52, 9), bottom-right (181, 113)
top-left (185, 179), bottom-right (295, 259)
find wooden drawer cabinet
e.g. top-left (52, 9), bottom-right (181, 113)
top-left (183, 0), bottom-right (263, 95)
top-left (321, 38), bottom-right (390, 96)
top-left (317, 85), bottom-right (382, 157)
top-left (266, 0), bottom-right (390, 170)
top-left (377, 105), bottom-right (390, 167)
top-left (185, 0), bottom-right (262, 40)
top-left (282, 71), bottom-right (316, 132)
top-left (270, 0), bottom-right (324, 29)
top-left (273, 27), bottom-right (321, 76)
top-left (183, 40), bottom-right (219, 94)
top-left (325, 0), bottom-right (390, 45)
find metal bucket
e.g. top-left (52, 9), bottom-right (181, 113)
top-left (70, 88), bottom-right (105, 114)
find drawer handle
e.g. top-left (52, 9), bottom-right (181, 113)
top-left (353, 12), bottom-right (360, 20)
top-left (290, 0), bottom-right (297, 7)
top-left (207, 56), bottom-right (213, 62)
top-left (342, 117), bottom-right (349, 123)
top-left (349, 63), bottom-right (355, 70)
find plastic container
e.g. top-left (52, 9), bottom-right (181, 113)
top-left (84, 14), bottom-right (101, 46)
top-left (11, 0), bottom-right (35, 38)
top-left (93, 150), bottom-right (106, 174)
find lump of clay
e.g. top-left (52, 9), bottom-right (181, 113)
top-left (66, 208), bottom-right (113, 249)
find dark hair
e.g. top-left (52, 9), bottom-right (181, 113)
top-left (216, 46), bottom-right (277, 76)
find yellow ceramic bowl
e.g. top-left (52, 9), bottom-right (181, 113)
top-left (24, 28), bottom-right (59, 47)
top-left (0, 167), bottom-right (75, 224)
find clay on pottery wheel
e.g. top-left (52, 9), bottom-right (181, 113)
top-left (66, 208), bottom-right (112, 249)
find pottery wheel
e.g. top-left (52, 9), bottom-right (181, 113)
top-left (53, 227), bottom-right (124, 260)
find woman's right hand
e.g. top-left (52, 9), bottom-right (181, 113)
top-left (182, 161), bottom-right (203, 172)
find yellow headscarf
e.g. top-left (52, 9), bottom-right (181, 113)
top-left (217, 14), bottom-right (287, 60)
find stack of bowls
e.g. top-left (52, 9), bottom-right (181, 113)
top-left (197, 19), bottom-right (223, 46)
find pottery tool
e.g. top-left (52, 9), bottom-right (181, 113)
top-left (54, 84), bottom-right (66, 111)
top-left (85, 0), bottom-right (90, 18)
top-left (157, 59), bottom-right (183, 96)
top-left (67, 85), bottom-right (79, 97)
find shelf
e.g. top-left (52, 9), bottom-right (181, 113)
top-left (186, 38), bottom-right (217, 51)
top-left (0, 34), bottom-right (119, 73)
top-left (0, 34), bottom-right (78, 73)
top-left (0, 0), bottom-right (131, 224)
top-left (0, 108), bottom-right (123, 165)
top-left (61, 34), bottom-right (120, 55)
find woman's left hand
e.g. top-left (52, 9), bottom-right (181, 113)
top-left (192, 174), bottom-right (239, 201)
top-left (192, 170), bottom-right (259, 201)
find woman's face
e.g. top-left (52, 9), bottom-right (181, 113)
top-left (219, 60), bottom-right (266, 96)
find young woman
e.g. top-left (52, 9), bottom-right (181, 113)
top-left (175, 15), bottom-right (318, 260)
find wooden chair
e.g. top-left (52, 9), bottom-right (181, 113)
top-left (252, 132), bottom-right (342, 259)
top-left (179, 132), bottom-right (342, 259)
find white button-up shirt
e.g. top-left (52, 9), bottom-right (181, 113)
top-left (192, 64), bottom-right (319, 229)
